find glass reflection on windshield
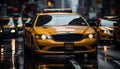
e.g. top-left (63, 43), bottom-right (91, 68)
top-left (36, 14), bottom-right (87, 26)
top-left (100, 19), bottom-right (117, 26)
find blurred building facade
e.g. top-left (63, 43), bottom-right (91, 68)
top-left (0, 0), bottom-right (120, 18)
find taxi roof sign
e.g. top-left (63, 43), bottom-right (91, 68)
top-left (42, 8), bottom-right (72, 13)
top-left (103, 16), bottom-right (118, 19)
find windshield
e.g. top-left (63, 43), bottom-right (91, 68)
top-left (0, 18), bottom-right (15, 27)
top-left (36, 14), bottom-right (87, 26)
top-left (100, 19), bottom-right (117, 26)
top-left (16, 17), bottom-right (23, 24)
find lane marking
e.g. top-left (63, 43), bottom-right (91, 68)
top-left (113, 60), bottom-right (120, 66)
top-left (69, 59), bottom-right (81, 69)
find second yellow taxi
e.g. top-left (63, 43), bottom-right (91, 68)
top-left (97, 16), bottom-right (119, 45)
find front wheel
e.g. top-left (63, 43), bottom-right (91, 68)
top-left (88, 46), bottom-right (98, 58)
top-left (114, 39), bottom-right (120, 49)
top-left (75, 54), bottom-right (84, 59)
top-left (30, 37), bottom-right (42, 58)
top-left (87, 52), bottom-right (97, 58)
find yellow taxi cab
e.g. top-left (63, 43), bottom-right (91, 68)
top-left (14, 17), bottom-right (23, 31)
top-left (0, 16), bottom-right (18, 38)
top-left (24, 9), bottom-right (98, 58)
top-left (97, 16), bottom-right (119, 44)
top-left (14, 17), bottom-right (31, 31)
top-left (11, 13), bottom-right (24, 32)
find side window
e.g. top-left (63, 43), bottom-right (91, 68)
top-left (8, 17), bottom-right (15, 26)
top-left (25, 18), bottom-right (31, 24)
top-left (17, 17), bottom-right (23, 24)
top-left (69, 17), bottom-right (87, 26)
top-left (36, 15), bottom-right (52, 26)
top-left (30, 15), bottom-right (37, 26)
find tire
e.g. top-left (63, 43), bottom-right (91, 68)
top-left (23, 32), bottom-right (33, 58)
top-left (87, 52), bottom-right (97, 58)
top-left (75, 54), bottom-right (84, 59)
top-left (23, 34), bottom-right (30, 58)
top-left (24, 45), bottom-right (30, 58)
top-left (114, 39), bottom-right (120, 49)
top-left (97, 32), bottom-right (101, 46)
top-left (88, 45), bottom-right (98, 58)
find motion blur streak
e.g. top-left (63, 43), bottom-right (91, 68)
top-left (11, 39), bottom-right (16, 69)
top-left (0, 48), bottom-right (4, 60)
top-left (104, 46), bottom-right (108, 52)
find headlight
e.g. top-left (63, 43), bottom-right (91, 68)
top-left (35, 34), bottom-right (52, 40)
top-left (83, 34), bottom-right (96, 39)
top-left (11, 29), bottom-right (15, 33)
top-left (88, 34), bottom-right (93, 39)
top-left (0, 30), bottom-right (2, 33)
top-left (101, 30), bottom-right (110, 34)
top-left (104, 30), bottom-right (111, 34)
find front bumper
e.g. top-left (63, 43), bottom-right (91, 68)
top-left (34, 38), bottom-right (97, 54)
top-left (99, 33), bottom-right (114, 41)
top-left (2, 28), bottom-right (17, 38)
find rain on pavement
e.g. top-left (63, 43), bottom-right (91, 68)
top-left (0, 35), bottom-right (120, 69)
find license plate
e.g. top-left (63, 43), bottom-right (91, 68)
top-left (64, 43), bottom-right (74, 51)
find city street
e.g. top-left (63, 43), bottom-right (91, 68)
top-left (0, 35), bottom-right (120, 69)
top-left (0, 0), bottom-right (120, 69)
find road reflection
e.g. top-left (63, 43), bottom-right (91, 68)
top-left (0, 37), bottom-right (100, 69)
top-left (76, 57), bottom-right (98, 69)
top-left (98, 45), bottom-right (120, 69)
top-left (15, 54), bottom-right (24, 69)
top-left (11, 39), bottom-right (15, 69)
top-left (0, 47), bottom-right (4, 60)
top-left (0, 38), bottom-right (15, 69)
top-left (24, 55), bottom-right (98, 69)
top-left (24, 57), bottom-right (74, 69)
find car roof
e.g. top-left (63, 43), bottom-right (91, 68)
top-left (103, 16), bottom-right (119, 19)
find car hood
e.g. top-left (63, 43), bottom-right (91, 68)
top-left (99, 26), bottom-right (114, 30)
top-left (34, 26), bottom-right (95, 34)
top-left (3, 25), bottom-right (16, 28)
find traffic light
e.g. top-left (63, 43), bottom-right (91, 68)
top-left (47, 0), bottom-right (54, 7)
top-left (13, 7), bottom-right (18, 12)
top-left (47, 0), bottom-right (52, 7)
top-left (96, 0), bottom-right (101, 3)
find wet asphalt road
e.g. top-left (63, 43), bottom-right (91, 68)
top-left (0, 35), bottom-right (120, 69)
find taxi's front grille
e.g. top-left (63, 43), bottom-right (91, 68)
top-left (110, 30), bottom-right (113, 34)
top-left (3, 28), bottom-right (11, 32)
top-left (49, 46), bottom-right (88, 51)
top-left (52, 34), bottom-right (83, 42)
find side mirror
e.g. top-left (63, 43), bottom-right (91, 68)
top-left (89, 22), bottom-right (97, 26)
top-left (25, 23), bottom-right (32, 27)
